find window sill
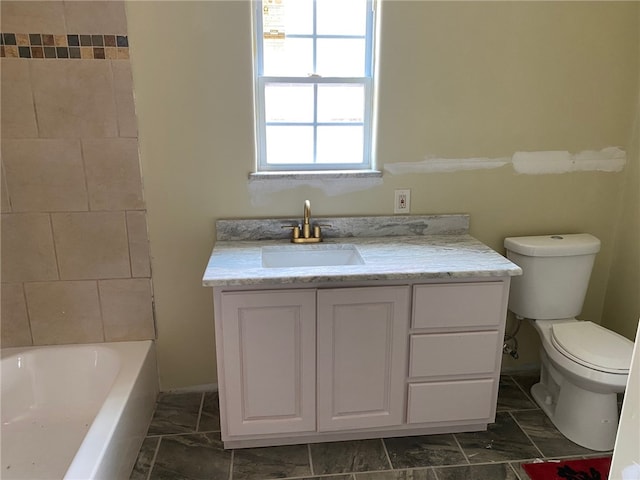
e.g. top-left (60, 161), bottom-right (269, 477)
top-left (249, 170), bottom-right (382, 181)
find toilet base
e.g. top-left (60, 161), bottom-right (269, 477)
top-left (531, 350), bottom-right (620, 452)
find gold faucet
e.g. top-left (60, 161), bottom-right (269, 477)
top-left (283, 200), bottom-right (329, 243)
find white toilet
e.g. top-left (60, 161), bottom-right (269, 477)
top-left (504, 233), bottom-right (634, 451)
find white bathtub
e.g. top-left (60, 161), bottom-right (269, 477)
top-left (1, 340), bottom-right (158, 480)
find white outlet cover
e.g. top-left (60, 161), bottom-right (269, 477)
top-left (394, 189), bottom-right (411, 214)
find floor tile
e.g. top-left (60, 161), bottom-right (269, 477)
top-left (433, 463), bottom-right (519, 480)
top-left (129, 436), bottom-right (159, 480)
top-left (147, 392), bottom-right (202, 435)
top-left (355, 468), bottom-right (437, 479)
top-left (497, 376), bottom-right (537, 411)
top-left (510, 373), bottom-right (540, 403)
top-left (297, 476), bottom-right (353, 480)
top-left (510, 410), bottom-right (597, 458)
top-left (198, 391), bottom-right (221, 432)
top-left (232, 444), bottom-right (312, 480)
top-left (384, 434), bottom-right (466, 469)
top-left (455, 412), bottom-right (541, 463)
top-left (149, 433), bottom-right (231, 480)
top-left (311, 439), bottom-right (391, 474)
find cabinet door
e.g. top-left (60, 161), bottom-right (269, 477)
top-left (220, 290), bottom-right (316, 436)
top-left (317, 286), bottom-right (410, 432)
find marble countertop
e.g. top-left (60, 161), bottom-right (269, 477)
top-left (203, 234), bottom-right (522, 287)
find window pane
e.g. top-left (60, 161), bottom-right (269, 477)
top-left (283, 0), bottom-right (313, 35)
top-left (316, 39), bottom-right (365, 77)
top-left (263, 38), bottom-right (313, 76)
top-left (317, 0), bottom-right (367, 36)
top-left (265, 84), bottom-right (314, 123)
top-left (317, 84), bottom-right (364, 123)
top-left (317, 126), bottom-right (364, 164)
top-left (266, 126), bottom-right (314, 164)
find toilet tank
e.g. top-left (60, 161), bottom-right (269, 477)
top-left (504, 234), bottom-right (600, 320)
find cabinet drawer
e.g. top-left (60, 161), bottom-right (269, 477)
top-left (409, 331), bottom-right (500, 378)
top-left (412, 282), bottom-right (504, 329)
top-left (407, 379), bottom-right (495, 424)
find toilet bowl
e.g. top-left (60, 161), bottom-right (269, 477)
top-left (530, 318), bottom-right (632, 451)
top-left (504, 234), bottom-right (634, 451)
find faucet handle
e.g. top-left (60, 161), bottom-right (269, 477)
top-left (313, 224), bottom-right (332, 239)
top-left (282, 224), bottom-right (301, 240)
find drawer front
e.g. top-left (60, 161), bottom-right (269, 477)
top-left (409, 331), bottom-right (501, 378)
top-left (412, 282), bottom-right (505, 329)
top-left (407, 379), bottom-right (495, 424)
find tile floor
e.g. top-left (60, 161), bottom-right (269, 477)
top-left (130, 373), bottom-right (612, 480)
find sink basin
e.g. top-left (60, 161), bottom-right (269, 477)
top-left (261, 244), bottom-right (364, 268)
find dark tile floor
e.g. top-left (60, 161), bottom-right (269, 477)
top-left (130, 373), bottom-right (612, 480)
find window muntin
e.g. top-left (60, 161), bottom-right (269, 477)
top-left (255, 0), bottom-right (375, 171)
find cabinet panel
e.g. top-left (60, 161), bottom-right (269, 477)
top-left (221, 290), bottom-right (316, 436)
top-left (317, 286), bottom-right (410, 432)
top-left (409, 331), bottom-right (501, 378)
top-left (413, 282), bottom-right (504, 329)
top-left (407, 379), bottom-right (495, 424)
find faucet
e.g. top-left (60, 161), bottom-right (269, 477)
top-left (283, 200), bottom-right (329, 243)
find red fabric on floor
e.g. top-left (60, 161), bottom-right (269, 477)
top-left (522, 457), bottom-right (611, 480)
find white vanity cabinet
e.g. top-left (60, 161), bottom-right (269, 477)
top-left (213, 279), bottom-right (510, 449)
top-left (218, 286), bottom-right (410, 439)
top-left (407, 282), bottom-right (506, 425)
top-left (316, 286), bottom-right (410, 432)
top-left (218, 289), bottom-right (317, 436)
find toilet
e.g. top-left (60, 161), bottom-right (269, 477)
top-left (504, 233), bottom-right (634, 451)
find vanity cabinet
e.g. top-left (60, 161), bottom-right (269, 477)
top-left (317, 286), bottom-right (410, 432)
top-left (219, 290), bottom-right (316, 436)
top-left (407, 282), bottom-right (505, 425)
top-left (219, 286), bottom-right (409, 438)
top-left (213, 279), bottom-right (510, 448)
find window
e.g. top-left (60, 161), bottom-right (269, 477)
top-left (254, 0), bottom-right (377, 172)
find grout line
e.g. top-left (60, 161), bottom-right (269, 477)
top-left (380, 437), bottom-right (394, 470)
top-left (511, 374), bottom-right (539, 405)
top-left (195, 392), bottom-right (205, 432)
top-left (228, 449), bottom-right (234, 480)
top-left (145, 436), bottom-right (162, 480)
top-left (20, 282), bottom-right (35, 345)
top-left (452, 433), bottom-right (471, 465)
top-left (307, 443), bottom-right (315, 476)
top-left (507, 461), bottom-right (526, 480)
top-left (508, 411), bottom-right (545, 459)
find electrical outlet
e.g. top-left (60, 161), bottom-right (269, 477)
top-left (394, 189), bottom-right (411, 214)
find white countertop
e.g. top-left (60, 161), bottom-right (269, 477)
top-left (202, 234), bottom-right (522, 287)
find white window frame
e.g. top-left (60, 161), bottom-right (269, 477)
top-left (254, 0), bottom-right (377, 172)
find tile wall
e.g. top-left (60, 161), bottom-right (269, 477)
top-left (0, 1), bottom-right (155, 347)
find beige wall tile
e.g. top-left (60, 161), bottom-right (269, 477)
top-left (1, 213), bottom-right (58, 282)
top-left (31, 61), bottom-right (118, 138)
top-left (2, 139), bottom-right (88, 212)
top-left (64, 1), bottom-right (128, 36)
top-left (1, 283), bottom-right (33, 347)
top-left (1, 1), bottom-right (66, 34)
top-left (1, 59), bottom-right (38, 139)
top-left (99, 278), bottom-right (154, 341)
top-left (83, 138), bottom-right (144, 210)
top-left (52, 212), bottom-right (131, 280)
top-left (111, 61), bottom-right (138, 137)
top-left (25, 281), bottom-right (104, 345)
top-left (1, 162), bottom-right (11, 213)
top-left (126, 211), bottom-right (151, 277)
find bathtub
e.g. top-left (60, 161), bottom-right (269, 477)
top-left (1, 340), bottom-right (158, 480)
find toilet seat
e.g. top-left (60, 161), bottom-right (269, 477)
top-left (551, 321), bottom-right (633, 374)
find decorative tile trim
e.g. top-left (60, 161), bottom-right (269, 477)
top-left (1, 33), bottom-right (129, 59)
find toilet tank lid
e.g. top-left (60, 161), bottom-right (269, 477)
top-left (504, 234), bottom-right (600, 257)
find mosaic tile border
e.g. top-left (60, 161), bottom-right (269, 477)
top-left (1, 33), bottom-right (129, 59)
